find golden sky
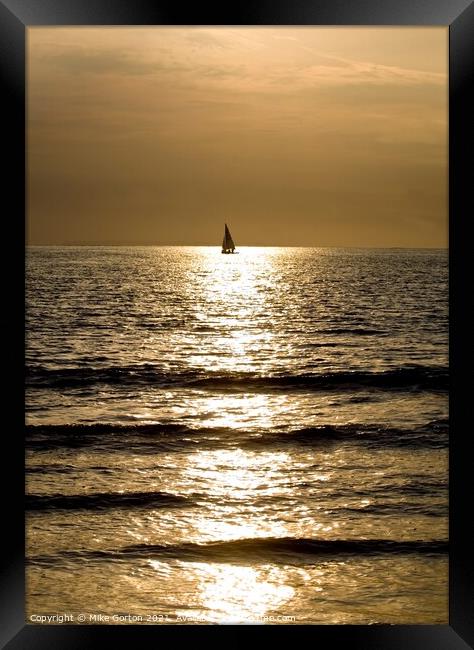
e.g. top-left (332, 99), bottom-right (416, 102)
top-left (28, 27), bottom-right (447, 247)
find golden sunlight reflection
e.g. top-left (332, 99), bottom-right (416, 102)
top-left (181, 448), bottom-right (293, 542)
top-left (175, 563), bottom-right (295, 624)
top-left (185, 247), bottom-right (286, 373)
top-left (187, 448), bottom-right (290, 500)
top-left (192, 393), bottom-right (283, 430)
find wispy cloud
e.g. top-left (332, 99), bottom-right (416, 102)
top-left (31, 28), bottom-right (445, 94)
top-left (47, 49), bottom-right (164, 76)
top-left (296, 50), bottom-right (446, 86)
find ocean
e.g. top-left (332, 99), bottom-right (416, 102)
top-left (26, 246), bottom-right (448, 625)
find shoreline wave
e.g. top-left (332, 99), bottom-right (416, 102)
top-left (25, 419), bottom-right (449, 451)
top-left (26, 364), bottom-right (448, 392)
top-left (27, 537), bottom-right (449, 567)
top-left (26, 491), bottom-right (190, 511)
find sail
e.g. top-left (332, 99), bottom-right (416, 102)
top-left (222, 224), bottom-right (235, 252)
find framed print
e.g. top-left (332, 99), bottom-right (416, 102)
top-left (1, 0), bottom-right (473, 647)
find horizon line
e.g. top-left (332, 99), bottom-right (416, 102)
top-left (26, 243), bottom-right (448, 250)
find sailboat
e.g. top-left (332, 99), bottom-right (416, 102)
top-left (221, 223), bottom-right (236, 254)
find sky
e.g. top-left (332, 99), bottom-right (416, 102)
top-left (28, 27), bottom-right (447, 247)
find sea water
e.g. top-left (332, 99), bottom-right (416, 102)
top-left (26, 246), bottom-right (448, 624)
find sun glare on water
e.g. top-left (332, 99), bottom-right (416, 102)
top-left (185, 247), bottom-right (289, 374)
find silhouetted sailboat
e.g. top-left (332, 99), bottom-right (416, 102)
top-left (221, 223), bottom-right (236, 254)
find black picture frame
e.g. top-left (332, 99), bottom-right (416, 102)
top-left (1, 0), bottom-right (472, 647)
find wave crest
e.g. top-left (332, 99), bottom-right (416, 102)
top-left (26, 364), bottom-right (448, 392)
top-left (26, 491), bottom-right (190, 511)
top-left (27, 536), bottom-right (448, 567)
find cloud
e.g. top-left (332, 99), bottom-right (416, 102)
top-left (39, 48), bottom-right (171, 76)
top-left (35, 42), bottom-right (247, 85)
top-left (31, 29), bottom-right (445, 98)
top-left (271, 35), bottom-right (299, 42)
top-left (294, 50), bottom-right (446, 87)
top-left (184, 30), bottom-right (229, 50)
